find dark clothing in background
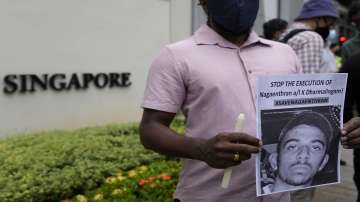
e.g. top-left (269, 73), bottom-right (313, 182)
top-left (342, 35), bottom-right (360, 64)
top-left (340, 53), bottom-right (360, 122)
top-left (340, 53), bottom-right (360, 202)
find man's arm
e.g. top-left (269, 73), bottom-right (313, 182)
top-left (140, 108), bottom-right (203, 160)
top-left (139, 108), bottom-right (262, 169)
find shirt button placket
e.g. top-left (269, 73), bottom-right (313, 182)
top-left (238, 49), bottom-right (251, 74)
top-left (238, 49), bottom-right (256, 111)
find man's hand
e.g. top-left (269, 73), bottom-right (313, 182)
top-left (341, 117), bottom-right (360, 149)
top-left (199, 132), bottom-right (262, 169)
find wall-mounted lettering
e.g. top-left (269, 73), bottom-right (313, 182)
top-left (3, 72), bottom-right (132, 95)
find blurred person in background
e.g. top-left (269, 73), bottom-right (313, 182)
top-left (263, 18), bottom-right (288, 41)
top-left (280, 0), bottom-right (338, 74)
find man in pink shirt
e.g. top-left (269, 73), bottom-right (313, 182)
top-left (140, 0), bottom-right (360, 201)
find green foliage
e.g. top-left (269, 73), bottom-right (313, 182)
top-left (170, 114), bottom-right (186, 135)
top-left (0, 123), bottom-right (164, 202)
top-left (72, 160), bottom-right (181, 202)
top-left (0, 116), bottom-right (186, 202)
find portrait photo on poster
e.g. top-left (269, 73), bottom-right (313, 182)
top-left (259, 106), bottom-right (340, 196)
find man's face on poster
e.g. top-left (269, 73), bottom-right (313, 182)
top-left (273, 124), bottom-right (329, 186)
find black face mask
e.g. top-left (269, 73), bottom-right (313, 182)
top-left (207, 0), bottom-right (259, 36)
top-left (315, 26), bottom-right (330, 42)
top-left (211, 19), bottom-right (252, 37)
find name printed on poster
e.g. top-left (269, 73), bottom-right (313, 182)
top-left (259, 79), bottom-right (345, 106)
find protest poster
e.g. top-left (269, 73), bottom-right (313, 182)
top-left (256, 73), bottom-right (347, 196)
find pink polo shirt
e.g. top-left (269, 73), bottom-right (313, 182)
top-left (142, 25), bottom-right (301, 202)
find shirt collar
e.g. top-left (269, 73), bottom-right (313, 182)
top-left (194, 24), bottom-right (272, 49)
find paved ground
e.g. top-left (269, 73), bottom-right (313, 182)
top-left (313, 148), bottom-right (358, 202)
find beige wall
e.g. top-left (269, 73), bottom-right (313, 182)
top-left (171, 0), bottom-right (192, 42)
top-left (0, 0), bottom-right (192, 136)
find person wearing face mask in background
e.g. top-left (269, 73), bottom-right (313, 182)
top-left (342, 1), bottom-right (360, 64)
top-left (280, 0), bottom-right (338, 74)
top-left (140, 0), bottom-right (304, 201)
top-left (279, 0), bottom-right (338, 201)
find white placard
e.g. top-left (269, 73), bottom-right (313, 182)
top-left (256, 73), bottom-right (347, 196)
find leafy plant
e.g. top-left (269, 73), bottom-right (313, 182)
top-left (0, 116), bottom-right (186, 202)
top-left (0, 124), bottom-right (162, 202)
top-left (72, 160), bottom-right (181, 202)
